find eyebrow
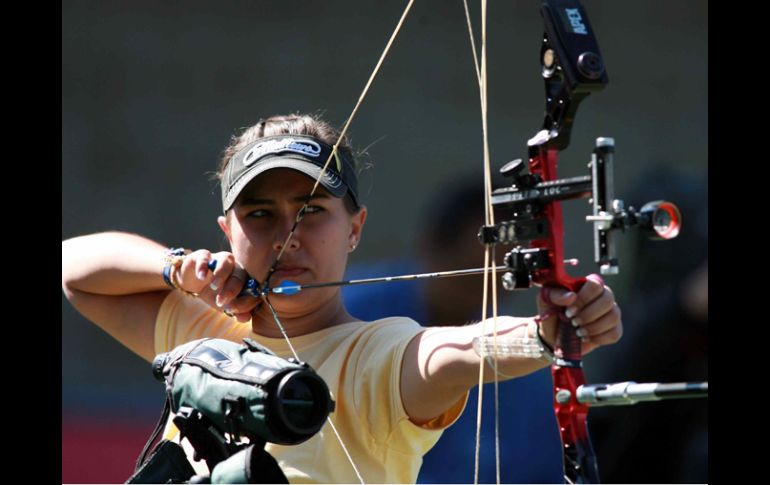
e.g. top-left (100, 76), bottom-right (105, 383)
top-left (238, 193), bottom-right (330, 206)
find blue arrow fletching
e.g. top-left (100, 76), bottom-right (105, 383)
top-left (272, 281), bottom-right (301, 295)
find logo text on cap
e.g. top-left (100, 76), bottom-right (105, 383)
top-left (243, 138), bottom-right (322, 167)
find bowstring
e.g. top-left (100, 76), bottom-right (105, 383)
top-left (261, 2), bottom-right (504, 483)
top-left (462, 1), bottom-right (501, 484)
top-left (257, 2), bottom-right (417, 484)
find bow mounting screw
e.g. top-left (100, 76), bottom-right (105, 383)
top-left (543, 48), bottom-right (555, 69)
top-left (542, 48), bottom-right (557, 78)
top-left (502, 272), bottom-right (516, 291)
top-left (556, 389), bottom-right (572, 404)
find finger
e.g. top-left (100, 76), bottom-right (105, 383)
top-left (175, 250), bottom-right (211, 292)
top-left (209, 252), bottom-right (235, 292)
top-left (216, 270), bottom-right (247, 308)
top-left (576, 311), bottom-right (623, 349)
top-left (539, 287), bottom-right (578, 309)
top-left (536, 288), bottom-right (577, 345)
top-left (220, 306), bottom-right (253, 324)
top-left (575, 276), bottom-right (607, 306)
top-left (192, 250), bottom-right (214, 281)
top-left (570, 288), bottom-right (616, 327)
top-left (573, 305), bottom-right (622, 342)
top-left (565, 276), bottom-right (610, 319)
top-left (233, 311), bottom-right (253, 323)
top-left (586, 273), bottom-right (605, 286)
top-left (223, 292), bottom-right (261, 315)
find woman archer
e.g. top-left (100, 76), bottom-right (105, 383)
top-left (61, 113), bottom-right (622, 483)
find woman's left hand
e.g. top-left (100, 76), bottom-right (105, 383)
top-left (536, 274), bottom-right (623, 356)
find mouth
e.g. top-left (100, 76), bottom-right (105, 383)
top-left (271, 266), bottom-right (307, 279)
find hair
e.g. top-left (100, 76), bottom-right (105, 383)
top-left (218, 113), bottom-right (360, 214)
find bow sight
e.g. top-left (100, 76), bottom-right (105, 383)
top-left (479, 139), bottom-right (682, 290)
top-left (478, 0), bottom-right (681, 291)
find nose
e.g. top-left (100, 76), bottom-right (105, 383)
top-left (272, 214), bottom-right (301, 253)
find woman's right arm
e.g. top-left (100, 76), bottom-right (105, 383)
top-left (63, 231), bottom-right (261, 361)
top-left (62, 231), bottom-right (177, 362)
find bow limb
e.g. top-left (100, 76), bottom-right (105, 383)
top-left (525, 1), bottom-right (606, 479)
top-left (531, 143), bottom-right (597, 484)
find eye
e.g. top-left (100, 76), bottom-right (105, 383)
top-left (247, 209), bottom-right (271, 218)
top-left (303, 205), bottom-right (324, 214)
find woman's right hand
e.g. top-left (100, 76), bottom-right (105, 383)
top-left (175, 249), bottom-right (260, 323)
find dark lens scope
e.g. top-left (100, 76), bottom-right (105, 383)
top-left (266, 367), bottom-right (335, 444)
top-left (638, 200), bottom-right (681, 240)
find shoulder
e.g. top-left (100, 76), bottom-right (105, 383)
top-left (302, 317), bottom-right (423, 360)
top-left (340, 317), bottom-right (425, 370)
top-left (354, 316), bottom-right (424, 342)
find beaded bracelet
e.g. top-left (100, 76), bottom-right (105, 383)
top-left (162, 247), bottom-right (198, 297)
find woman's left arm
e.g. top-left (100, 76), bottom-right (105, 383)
top-left (400, 277), bottom-right (622, 425)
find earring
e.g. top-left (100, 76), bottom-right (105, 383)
top-left (349, 243), bottom-right (357, 252)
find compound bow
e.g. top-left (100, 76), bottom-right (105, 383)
top-left (473, 2), bottom-right (706, 483)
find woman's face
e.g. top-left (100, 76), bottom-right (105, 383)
top-left (218, 168), bottom-right (366, 313)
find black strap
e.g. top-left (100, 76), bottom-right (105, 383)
top-left (126, 440), bottom-right (196, 484)
top-left (246, 445), bottom-right (289, 484)
top-left (135, 393), bottom-right (173, 471)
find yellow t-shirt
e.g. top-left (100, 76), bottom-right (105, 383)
top-left (154, 291), bottom-right (468, 483)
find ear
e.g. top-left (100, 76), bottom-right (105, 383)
top-left (217, 213), bottom-right (232, 244)
top-left (349, 206), bottom-right (367, 247)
